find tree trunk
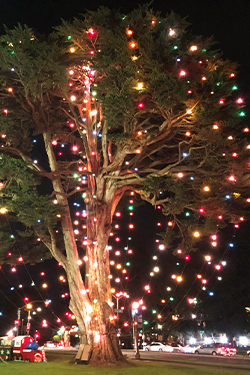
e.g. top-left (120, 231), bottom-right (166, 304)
top-left (83, 195), bottom-right (126, 364)
top-left (44, 131), bottom-right (126, 364)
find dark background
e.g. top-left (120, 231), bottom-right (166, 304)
top-left (0, 0), bottom-right (249, 84)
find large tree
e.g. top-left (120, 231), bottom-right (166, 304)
top-left (0, 6), bottom-right (247, 364)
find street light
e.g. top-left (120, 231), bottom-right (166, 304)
top-left (132, 301), bottom-right (141, 360)
top-left (17, 300), bottom-right (44, 335)
top-left (17, 303), bottom-right (32, 335)
top-left (26, 304), bottom-right (32, 335)
top-left (112, 291), bottom-right (129, 318)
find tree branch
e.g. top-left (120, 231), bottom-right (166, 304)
top-left (1, 146), bottom-right (48, 174)
top-left (41, 227), bottom-right (68, 268)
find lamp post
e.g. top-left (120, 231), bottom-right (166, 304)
top-left (26, 303), bottom-right (32, 335)
top-left (111, 291), bottom-right (129, 345)
top-left (112, 291), bottom-right (129, 318)
top-left (111, 288), bottom-right (129, 317)
top-left (132, 302), bottom-right (140, 360)
top-left (17, 300), bottom-right (45, 336)
top-left (17, 303), bottom-right (32, 335)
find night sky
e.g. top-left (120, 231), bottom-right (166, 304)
top-left (0, 0), bottom-right (249, 81)
top-left (0, 0), bottom-right (250, 343)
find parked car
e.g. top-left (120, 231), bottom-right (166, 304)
top-left (227, 345), bottom-right (237, 356)
top-left (247, 349), bottom-right (250, 357)
top-left (44, 341), bottom-right (57, 348)
top-left (194, 343), bottom-right (236, 356)
top-left (171, 343), bottom-right (183, 352)
top-left (144, 342), bottom-right (173, 352)
top-left (180, 345), bottom-right (201, 354)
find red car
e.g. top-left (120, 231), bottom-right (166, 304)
top-left (247, 350), bottom-right (250, 358)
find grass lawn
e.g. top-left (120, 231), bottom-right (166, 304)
top-left (0, 360), bottom-right (247, 375)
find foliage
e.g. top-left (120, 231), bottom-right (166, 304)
top-left (0, 8), bottom-right (246, 254)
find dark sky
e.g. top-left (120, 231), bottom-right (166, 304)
top-left (0, 2), bottom-right (249, 63)
top-left (0, 0), bottom-right (249, 88)
top-left (0, 0), bottom-right (249, 97)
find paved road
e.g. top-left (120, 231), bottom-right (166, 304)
top-left (44, 347), bottom-right (250, 369)
top-left (122, 349), bottom-right (250, 368)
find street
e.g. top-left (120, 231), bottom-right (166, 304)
top-left (44, 346), bottom-right (250, 369)
top-left (122, 349), bottom-right (250, 368)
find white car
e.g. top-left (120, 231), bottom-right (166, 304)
top-left (144, 342), bottom-right (173, 352)
top-left (45, 341), bottom-right (57, 348)
top-left (171, 343), bottom-right (183, 352)
top-left (180, 345), bottom-right (200, 354)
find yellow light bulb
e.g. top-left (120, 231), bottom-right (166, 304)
top-left (190, 45), bottom-right (198, 51)
top-left (90, 109), bottom-right (97, 116)
top-left (193, 231), bottom-right (200, 238)
top-left (129, 41), bottom-right (137, 49)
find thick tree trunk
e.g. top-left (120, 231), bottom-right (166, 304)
top-left (84, 194), bottom-right (126, 364)
top-left (44, 131), bottom-right (126, 364)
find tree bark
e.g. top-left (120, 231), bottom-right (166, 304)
top-left (43, 130), bottom-right (126, 364)
top-left (84, 193), bottom-right (126, 363)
